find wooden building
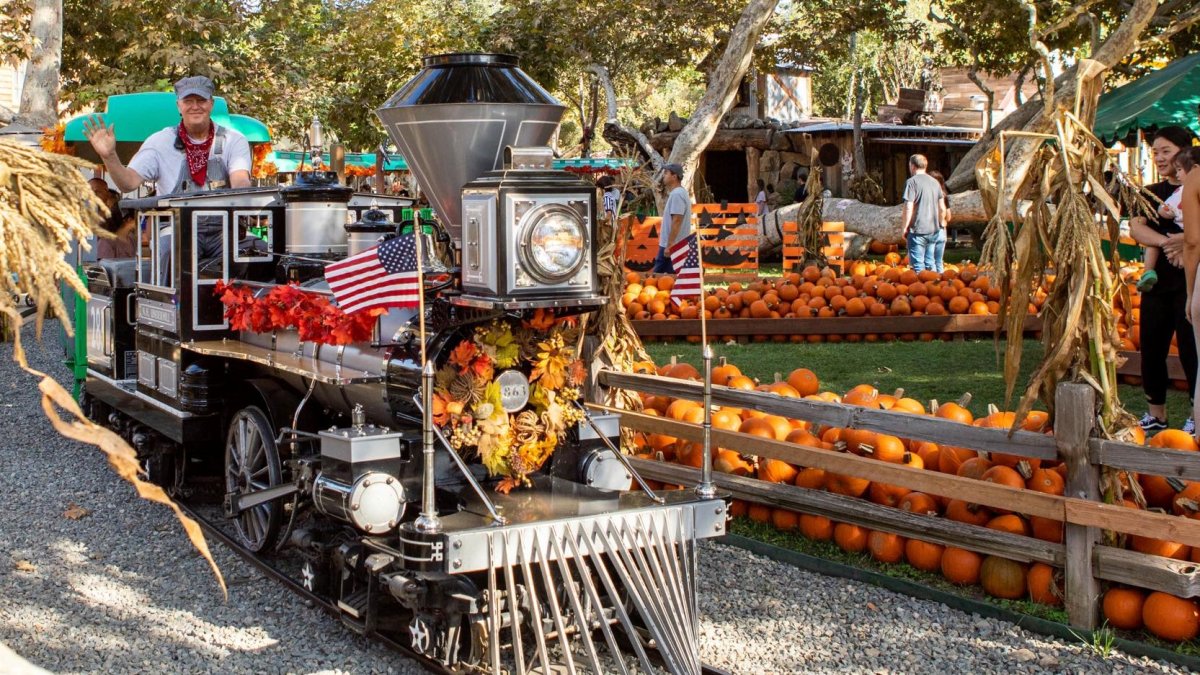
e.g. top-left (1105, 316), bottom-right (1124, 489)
top-left (0, 62), bottom-right (25, 113)
top-left (785, 122), bottom-right (983, 202)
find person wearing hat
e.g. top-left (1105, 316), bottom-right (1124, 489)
top-left (654, 162), bottom-right (691, 274)
top-left (82, 75), bottom-right (252, 194)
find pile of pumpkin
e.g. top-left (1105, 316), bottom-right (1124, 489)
top-left (633, 359), bottom-right (1200, 642)
top-left (1112, 263), bottom-right (1194, 389)
top-left (622, 262), bottom-right (1053, 343)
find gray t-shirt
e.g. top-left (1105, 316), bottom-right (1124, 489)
top-left (903, 173), bottom-right (944, 236)
top-left (660, 186), bottom-right (692, 246)
top-left (128, 125), bottom-right (252, 192)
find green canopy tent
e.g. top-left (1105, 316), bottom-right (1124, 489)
top-left (269, 150), bottom-right (408, 173)
top-left (63, 92), bottom-right (271, 162)
top-left (1094, 52), bottom-right (1200, 144)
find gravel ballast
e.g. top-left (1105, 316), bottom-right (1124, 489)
top-left (0, 324), bottom-right (1190, 674)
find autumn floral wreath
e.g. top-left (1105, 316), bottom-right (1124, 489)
top-left (214, 281), bottom-right (384, 345)
top-left (433, 309), bottom-right (587, 493)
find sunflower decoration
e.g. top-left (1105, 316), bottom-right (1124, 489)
top-left (436, 314), bottom-right (587, 492)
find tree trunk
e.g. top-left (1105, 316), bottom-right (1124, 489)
top-left (945, 0), bottom-right (1159, 193)
top-left (666, 0), bottom-right (780, 192)
top-left (758, 190), bottom-right (988, 253)
top-left (14, 0), bottom-right (62, 129)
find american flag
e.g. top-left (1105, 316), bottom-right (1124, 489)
top-left (324, 234), bottom-right (421, 314)
top-left (670, 233), bottom-right (701, 300)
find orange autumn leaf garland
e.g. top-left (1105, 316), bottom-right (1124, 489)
top-left (214, 281), bottom-right (384, 345)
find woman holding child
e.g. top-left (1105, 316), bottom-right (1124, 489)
top-left (1128, 126), bottom-right (1198, 434)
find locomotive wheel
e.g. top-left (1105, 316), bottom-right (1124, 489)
top-left (225, 406), bottom-right (283, 552)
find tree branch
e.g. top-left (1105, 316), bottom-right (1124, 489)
top-left (1141, 3), bottom-right (1200, 46)
top-left (586, 63), bottom-right (663, 171)
top-left (666, 0), bottom-right (780, 190)
top-left (946, 0), bottom-right (1159, 192)
top-left (1037, 0), bottom-right (1105, 38)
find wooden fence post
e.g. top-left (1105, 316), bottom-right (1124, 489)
top-left (1056, 382), bottom-right (1100, 630)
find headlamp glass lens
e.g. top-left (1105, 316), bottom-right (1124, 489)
top-left (528, 211), bottom-right (584, 279)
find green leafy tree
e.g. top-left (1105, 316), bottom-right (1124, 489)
top-left (484, 0), bottom-right (744, 155)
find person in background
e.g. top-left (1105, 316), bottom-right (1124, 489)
top-left (653, 163), bottom-right (692, 274)
top-left (598, 174), bottom-right (621, 223)
top-left (1178, 147), bottom-right (1200, 438)
top-left (754, 178), bottom-right (767, 222)
top-left (927, 170), bottom-right (952, 273)
top-left (766, 183), bottom-right (780, 210)
top-left (794, 169), bottom-right (810, 203)
top-left (95, 210), bottom-right (138, 259)
top-left (1139, 191), bottom-right (1182, 293)
top-left (1129, 125), bottom-right (1198, 433)
top-left (900, 154), bottom-right (944, 273)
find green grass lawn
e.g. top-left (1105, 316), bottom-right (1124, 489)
top-left (643, 337), bottom-right (1192, 427)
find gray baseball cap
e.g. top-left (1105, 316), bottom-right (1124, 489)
top-left (175, 75), bottom-right (215, 100)
top-left (663, 162), bottom-right (684, 178)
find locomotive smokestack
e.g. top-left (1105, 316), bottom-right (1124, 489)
top-left (376, 53), bottom-right (565, 244)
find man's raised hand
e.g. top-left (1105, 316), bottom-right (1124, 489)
top-left (82, 116), bottom-right (117, 159)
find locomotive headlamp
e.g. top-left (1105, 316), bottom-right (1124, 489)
top-left (457, 160), bottom-right (603, 307)
top-left (521, 204), bottom-right (585, 284)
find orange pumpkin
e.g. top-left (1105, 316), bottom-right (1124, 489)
top-left (825, 472), bottom-right (871, 498)
top-left (799, 514), bottom-right (834, 541)
top-left (941, 547), bottom-right (983, 585)
top-left (757, 458), bottom-right (798, 484)
top-left (1149, 429), bottom-right (1199, 451)
top-left (898, 492), bottom-right (939, 516)
top-left (1103, 587), bottom-right (1145, 631)
top-left (786, 368), bottom-right (820, 396)
top-left (770, 508), bottom-right (799, 531)
top-left (747, 503), bottom-right (771, 523)
top-left (905, 539), bottom-right (945, 572)
top-left (1143, 593), bottom-right (1200, 642)
top-left (833, 523), bottom-right (870, 553)
top-left (867, 531), bottom-right (906, 564)
top-left (1027, 563), bottom-right (1063, 607)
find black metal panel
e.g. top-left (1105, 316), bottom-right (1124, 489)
top-left (85, 374), bottom-right (221, 446)
top-left (382, 53), bottom-right (558, 107)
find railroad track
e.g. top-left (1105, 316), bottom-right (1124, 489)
top-left (178, 499), bottom-right (732, 675)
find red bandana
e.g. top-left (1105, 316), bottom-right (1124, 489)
top-left (178, 121), bottom-right (214, 188)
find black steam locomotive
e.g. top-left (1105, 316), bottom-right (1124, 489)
top-left (77, 54), bottom-right (725, 673)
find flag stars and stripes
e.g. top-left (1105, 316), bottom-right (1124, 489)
top-left (670, 233), bottom-right (701, 300)
top-left (324, 234), bottom-right (422, 314)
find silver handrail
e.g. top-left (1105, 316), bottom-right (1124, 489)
top-left (411, 392), bottom-right (507, 525)
top-left (572, 400), bottom-right (664, 503)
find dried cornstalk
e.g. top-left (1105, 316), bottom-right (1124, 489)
top-left (978, 98), bottom-right (1135, 442)
top-left (589, 153), bottom-right (654, 450)
top-left (0, 138), bottom-right (226, 596)
top-left (795, 147), bottom-right (826, 266)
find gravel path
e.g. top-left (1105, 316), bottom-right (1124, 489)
top-left (0, 324), bottom-right (1189, 674)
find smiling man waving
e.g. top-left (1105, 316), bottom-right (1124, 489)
top-left (83, 75), bottom-right (252, 195)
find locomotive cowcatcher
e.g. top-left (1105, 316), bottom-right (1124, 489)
top-left (78, 53), bottom-right (727, 674)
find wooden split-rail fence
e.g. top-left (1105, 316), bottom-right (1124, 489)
top-left (594, 372), bottom-right (1200, 631)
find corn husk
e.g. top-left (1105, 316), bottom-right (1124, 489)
top-left (0, 139), bottom-right (226, 596)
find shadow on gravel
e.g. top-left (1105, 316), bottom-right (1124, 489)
top-left (0, 324), bottom-right (423, 674)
